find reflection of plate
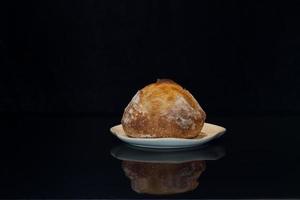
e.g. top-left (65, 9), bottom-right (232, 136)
top-left (110, 123), bottom-right (226, 149)
top-left (111, 144), bottom-right (226, 163)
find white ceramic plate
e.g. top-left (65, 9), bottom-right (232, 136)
top-left (111, 144), bottom-right (226, 163)
top-left (110, 123), bottom-right (226, 149)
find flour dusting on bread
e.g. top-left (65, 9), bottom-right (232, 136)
top-left (122, 91), bottom-right (146, 124)
top-left (162, 95), bottom-right (200, 130)
top-left (131, 91), bottom-right (140, 104)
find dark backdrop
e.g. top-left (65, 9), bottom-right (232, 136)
top-left (1, 1), bottom-right (300, 198)
top-left (1, 0), bottom-right (300, 116)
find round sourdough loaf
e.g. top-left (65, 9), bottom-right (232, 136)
top-left (121, 79), bottom-right (206, 138)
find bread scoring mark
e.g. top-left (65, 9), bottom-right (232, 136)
top-left (184, 89), bottom-right (206, 116)
top-left (131, 90), bottom-right (140, 104)
top-left (122, 91), bottom-right (147, 124)
top-left (162, 95), bottom-right (200, 130)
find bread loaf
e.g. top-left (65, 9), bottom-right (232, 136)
top-left (121, 79), bottom-right (206, 138)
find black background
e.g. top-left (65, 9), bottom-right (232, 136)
top-left (1, 0), bottom-right (300, 116)
top-left (1, 1), bottom-right (300, 199)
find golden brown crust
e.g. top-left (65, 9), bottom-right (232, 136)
top-left (121, 79), bottom-right (206, 138)
top-left (122, 161), bottom-right (206, 195)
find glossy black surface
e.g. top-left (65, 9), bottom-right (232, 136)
top-left (1, 114), bottom-right (300, 199)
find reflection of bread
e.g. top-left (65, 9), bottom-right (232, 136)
top-left (121, 79), bottom-right (206, 138)
top-left (122, 161), bottom-right (206, 195)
